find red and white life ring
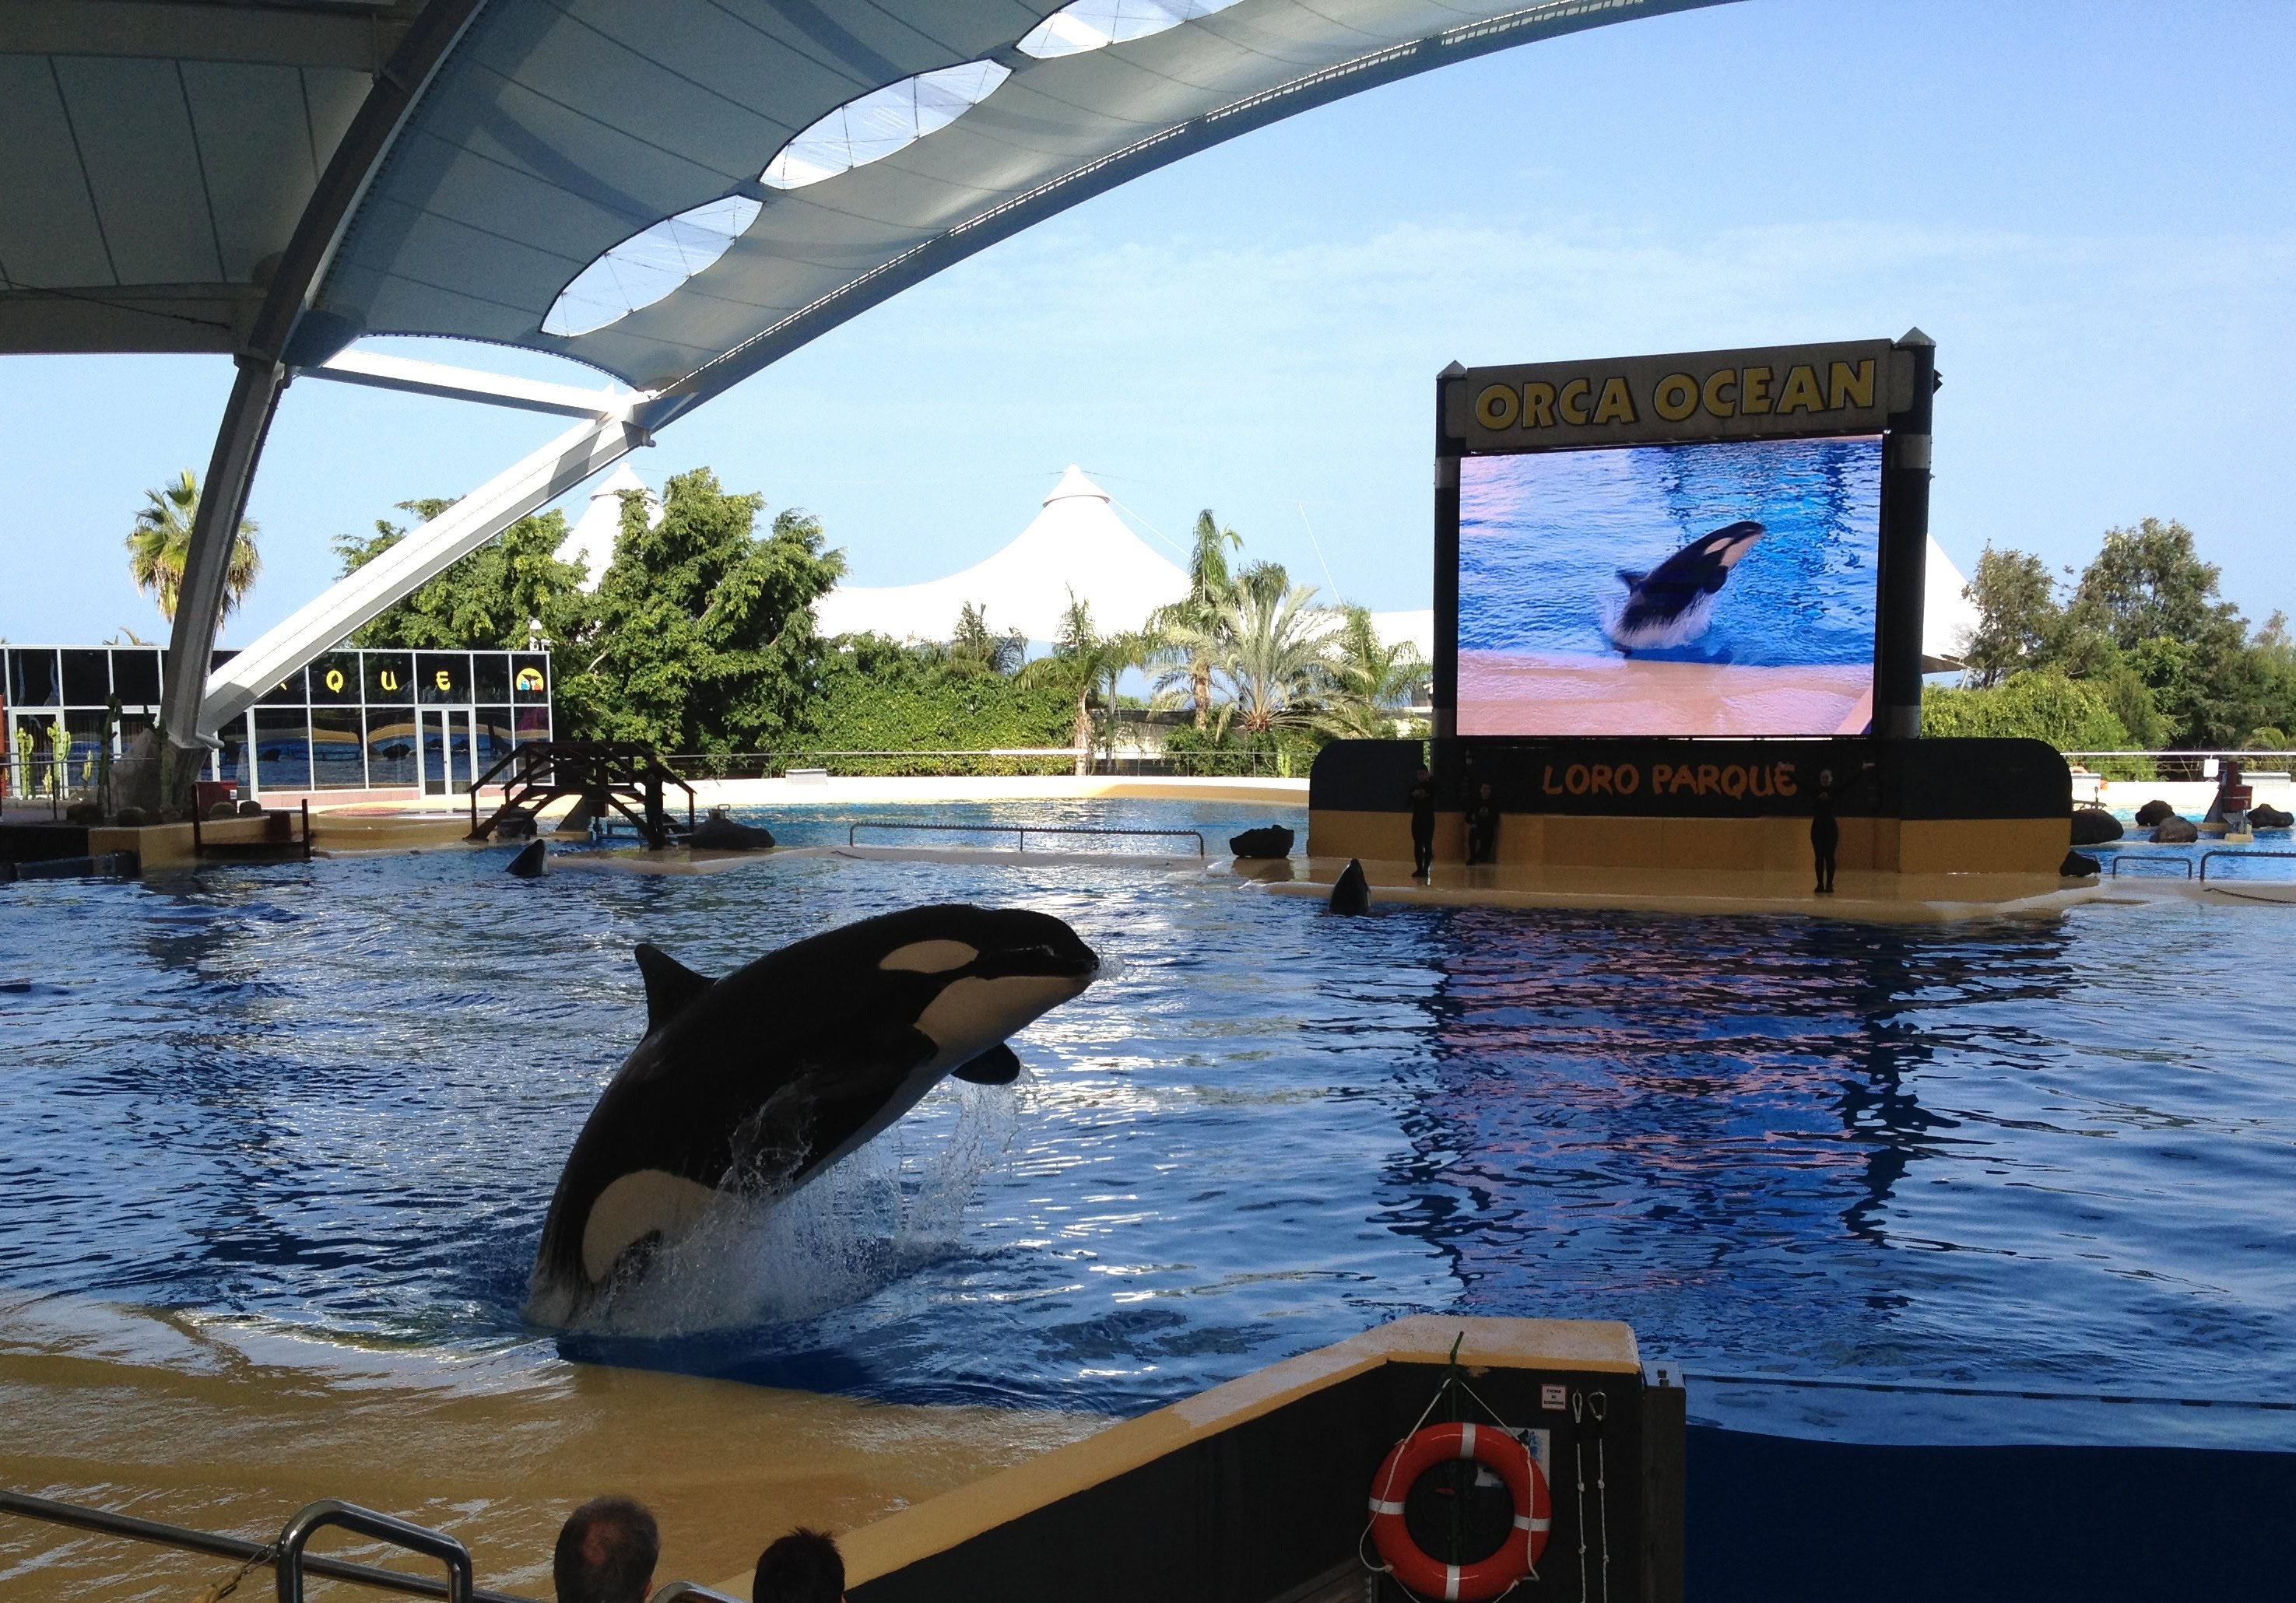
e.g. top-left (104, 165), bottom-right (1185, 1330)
top-left (1366, 1421), bottom-right (1551, 1602)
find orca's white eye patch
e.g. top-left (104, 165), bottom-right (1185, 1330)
top-left (879, 940), bottom-right (979, 973)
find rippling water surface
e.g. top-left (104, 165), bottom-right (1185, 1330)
top-left (4, 799), bottom-right (2294, 1447)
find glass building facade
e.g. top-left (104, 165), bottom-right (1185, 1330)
top-left (2, 645), bottom-right (553, 799)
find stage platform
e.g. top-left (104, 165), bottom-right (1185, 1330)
top-left (1239, 854), bottom-right (2099, 922)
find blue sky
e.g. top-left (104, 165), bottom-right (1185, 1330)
top-left (4, 0), bottom-right (2293, 647)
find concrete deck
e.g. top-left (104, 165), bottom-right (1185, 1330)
top-left (1241, 854), bottom-right (2110, 923)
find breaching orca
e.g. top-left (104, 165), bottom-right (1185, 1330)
top-left (528, 903), bottom-right (1099, 1321)
top-left (506, 840), bottom-right (547, 877)
top-left (1329, 858), bottom-right (1371, 914)
top-left (1606, 520), bottom-right (1764, 652)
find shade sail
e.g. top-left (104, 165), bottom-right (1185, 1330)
top-left (813, 465), bottom-right (1188, 644)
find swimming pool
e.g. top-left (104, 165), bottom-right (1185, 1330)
top-left (3, 798), bottom-right (2292, 1451)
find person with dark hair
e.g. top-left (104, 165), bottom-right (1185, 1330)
top-left (753, 1528), bottom-right (845, 1603)
top-left (1808, 760), bottom-right (1873, 894)
top-left (1407, 764), bottom-right (1437, 879)
top-left (1465, 780), bottom-right (1501, 867)
top-left (554, 1496), bottom-right (659, 1603)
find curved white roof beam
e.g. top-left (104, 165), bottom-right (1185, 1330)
top-left (1020, 0), bottom-right (1245, 59)
top-left (543, 195), bottom-right (764, 338)
top-left (762, 60), bottom-right (1011, 191)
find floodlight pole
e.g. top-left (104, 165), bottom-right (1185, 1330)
top-left (158, 0), bottom-right (486, 758)
top-left (1433, 360), bottom-right (1466, 742)
top-left (1875, 328), bottom-right (1937, 739)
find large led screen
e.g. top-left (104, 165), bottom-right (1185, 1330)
top-left (1456, 435), bottom-right (1883, 736)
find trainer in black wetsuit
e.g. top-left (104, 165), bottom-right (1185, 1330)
top-left (1810, 762), bottom-right (1872, 894)
top-left (1466, 781), bottom-right (1501, 866)
top-left (1408, 765), bottom-right (1437, 879)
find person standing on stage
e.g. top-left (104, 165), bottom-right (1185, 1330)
top-left (1466, 780), bottom-right (1501, 866)
top-left (1408, 764), bottom-right (1437, 879)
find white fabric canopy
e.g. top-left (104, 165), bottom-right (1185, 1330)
top-left (553, 462), bottom-right (660, 592)
top-left (813, 466), bottom-right (1188, 645)
top-left (1922, 537), bottom-right (1982, 671)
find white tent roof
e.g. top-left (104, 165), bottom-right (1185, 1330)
top-left (813, 466), bottom-right (1189, 644)
top-left (554, 463), bottom-right (659, 592)
top-left (1922, 536), bottom-right (1982, 672)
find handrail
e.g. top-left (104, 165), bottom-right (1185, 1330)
top-left (846, 819), bottom-right (1206, 856)
top-left (2199, 848), bottom-right (2296, 882)
top-left (277, 1500), bottom-right (473, 1603)
top-left (2108, 854), bottom-right (2193, 879)
top-left (0, 1488), bottom-right (537, 1603)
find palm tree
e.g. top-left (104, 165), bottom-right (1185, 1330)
top-left (1316, 605), bottom-right (1430, 740)
top-left (127, 469), bottom-right (261, 623)
top-left (1037, 595), bottom-right (1156, 774)
top-left (1149, 510), bottom-right (1242, 728)
top-left (1216, 580), bottom-right (1338, 734)
top-left (950, 601), bottom-right (1023, 675)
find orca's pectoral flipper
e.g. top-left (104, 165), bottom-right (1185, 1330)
top-left (952, 1043), bottom-right (1022, 1085)
top-left (634, 943), bottom-right (716, 1033)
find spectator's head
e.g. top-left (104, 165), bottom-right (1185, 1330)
top-left (753, 1528), bottom-right (844, 1603)
top-left (1417, 765), bottom-right (1431, 781)
top-left (554, 1496), bottom-right (659, 1603)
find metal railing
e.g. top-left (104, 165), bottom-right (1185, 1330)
top-left (2108, 854), bottom-right (2193, 879)
top-left (2199, 849), bottom-right (2296, 882)
top-left (658, 749), bottom-right (1297, 780)
top-left (847, 819), bottom-right (1206, 856)
top-left (0, 1487), bottom-right (534, 1603)
top-left (1, 1486), bottom-right (740, 1603)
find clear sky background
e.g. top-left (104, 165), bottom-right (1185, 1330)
top-left (3, 0), bottom-right (2292, 648)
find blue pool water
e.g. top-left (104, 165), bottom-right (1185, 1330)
top-left (4, 799), bottom-right (2294, 1448)
top-left (1458, 437), bottom-right (1881, 666)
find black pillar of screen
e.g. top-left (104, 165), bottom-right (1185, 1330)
top-left (1875, 329), bottom-right (1936, 738)
top-left (1433, 361), bottom-right (1466, 740)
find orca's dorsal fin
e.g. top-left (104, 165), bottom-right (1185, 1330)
top-left (634, 943), bottom-right (715, 1033)
top-left (1617, 569), bottom-right (1646, 589)
top-left (951, 1043), bottom-right (1021, 1086)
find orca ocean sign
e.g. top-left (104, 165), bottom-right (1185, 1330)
top-left (1434, 335), bottom-right (1934, 742)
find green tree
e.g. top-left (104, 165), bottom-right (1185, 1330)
top-left (1921, 668), bottom-right (2133, 751)
top-left (554, 468), bottom-right (844, 750)
top-left (334, 499), bottom-right (588, 650)
top-left (1216, 578), bottom-right (1335, 735)
top-left (127, 469), bottom-right (261, 624)
top-left (1316, 605), bottom-right (1428, 740)
top-left (1958, 545), bottom-right (2061, 688)
top-left (2070, 518), bottom-right (2242, 651)
top-left (1148, 510), bottom-right (1243, 727)
top-left (806, 632), bottom-right (1073, 768)
top-left (1032, 595), bottom-right (1154, 773)
top-left (949, 602), bottom-right (1024, 675)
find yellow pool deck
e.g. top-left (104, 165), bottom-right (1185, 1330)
top-left (1241, 854), bottom-right (2113, 922)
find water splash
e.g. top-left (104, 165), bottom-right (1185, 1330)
top-left (567, 1076), bottom-right (1029, 1338)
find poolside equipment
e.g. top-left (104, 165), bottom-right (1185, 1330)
top-left (528, 905), bottom-right (1098, 1322)
top-left (465, 742), bottom-right (693, 850)
top-left (1330, 858), bottom-right (1371, 914)
top-left (2070, 806), bottom-right (2122, 844)
top-left (1367, 1418), bottom-right (1552, 1601)
top-left (816, 1315), bottom-right (1673, 1603)
top-left (1230, 825), bottom-right (1295, 859)
top-left (689, 808), bottom-right (775, 851)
